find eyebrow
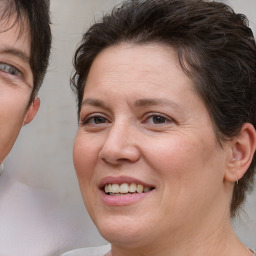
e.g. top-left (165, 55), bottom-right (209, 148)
top-left (82, 97), bottom-right (183, 112)
top-left (135, 98), bottom-right (183, 112)
top-left (81, 98), bottom-right (111, 111)
top-left (0, 47), bottom-right (30, 63)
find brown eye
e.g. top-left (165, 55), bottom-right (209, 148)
top-left (152, 116), bottom-right (167, 124)
top-left (145, 114), bottom-right (170, 124)
top-left (93, 116), bottom-right (107, 124)
top-left (83, 115), bottom-right (109, 125)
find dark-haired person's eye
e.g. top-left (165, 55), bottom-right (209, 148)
top-left (143, 113), bottom-right (173, 125)
top-left (151, 116), bottom-right (167, 124)
top-left (80, 114), bottom-right (109, 126)
top-left (88, 116), bottom-right (107, 124)
top-left (0, 63), bottom-right (21, 76)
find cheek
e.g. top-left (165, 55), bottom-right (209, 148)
top-left (0, 93), bottom-right (29, 146)
top-left (143, 132), bottom-right (222, 185)
top-left (143, 135), bottom-right (225, 222)
top-left (73, 132), bottom-right (107, 217)
top-left (74, 136), bottom-right (91, 179)
top-left (1, 94), bottom-right (28, 116)
top-left (73, 132), bottom-right (102, 184)
top-left (143, 136), bottom-right (195, 174)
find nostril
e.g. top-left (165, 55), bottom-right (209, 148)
top-left (98, 128), bottom-right (140, 164)
top-left (99, 148), bottom-right (140, 165)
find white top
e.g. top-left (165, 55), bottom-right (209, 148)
top-left (61, 244), bottom-right (111, 256)
top-left (61, 246), bottom-right (255, 256)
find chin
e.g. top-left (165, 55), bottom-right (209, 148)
top-left (101, 230), bottom-right (144, 248)
top-left (94, 216), bottom-right (152, 248)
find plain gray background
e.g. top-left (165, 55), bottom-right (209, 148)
top-left (0, 1), bottom-right (255, 255)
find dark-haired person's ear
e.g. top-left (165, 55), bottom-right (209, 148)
top-left (225, 123), bottom-right (256, 183)
top-left (23, 97), bottom-right (40, 125)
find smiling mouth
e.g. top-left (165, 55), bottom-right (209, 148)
top-left (103, 183), bottom-right (155, 196)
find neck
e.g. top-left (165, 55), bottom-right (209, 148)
top-left (110, 219), bottom-right (250, 256)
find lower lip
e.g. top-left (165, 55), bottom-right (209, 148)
top-left (100, 190), bottom-right (154, 206)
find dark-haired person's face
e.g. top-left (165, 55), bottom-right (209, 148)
top-left (0, 16), bottom-right (39, 164)
top-left (73, 43), bottom-right (232, 246)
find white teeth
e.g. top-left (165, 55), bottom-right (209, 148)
top-left (111, 184), bottom-right (120, 193)
top-left (106, 184), bottom-right (111, 193)
top-left (137, 184), bottom-right (143, 194)
top-left (120, 183), bottom-right (129, 193)
top-left (104, 183), bottom-right (152, 194)
top-left (129, 183), bottom-right (137, 192)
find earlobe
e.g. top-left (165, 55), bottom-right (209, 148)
top-left (224, 123), bottom-right (256, 183)
top-left (23, 97), bottom-right (40, 125)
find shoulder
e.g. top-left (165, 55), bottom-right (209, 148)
top-left (60, 244), bottom-right (111, 256)
top-left (250, 249), bottom-right (256, 255)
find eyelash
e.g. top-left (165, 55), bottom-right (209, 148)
top-left (0, 63), bottom-right (22, 77)
top-left (143, 113), bottom-right (173, 125)
top-left (80, 113), bottom-right (110, 126)
top-left (80, 112), bottom-right (173, 127)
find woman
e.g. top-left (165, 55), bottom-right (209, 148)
top-left (63, 0), bottom-right (256, 255)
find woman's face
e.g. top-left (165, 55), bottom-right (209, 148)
top-left (74, 43), bottom-right (230, 247)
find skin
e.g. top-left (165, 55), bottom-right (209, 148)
top-left (0, 16), bottom-right (39, 164)
top-left (73, 43), bottom-right (255, 256)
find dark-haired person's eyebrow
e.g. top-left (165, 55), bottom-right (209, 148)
top-left (0, 47), bottom-right (30, 63)
top-left (135, 98), bottom-right (183, 112)
top-left (81, 98), bottom-right (111, 111)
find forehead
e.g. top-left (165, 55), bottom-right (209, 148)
top-left (0, 0), bottom-right (30, 40)
top-left (83, 43), bottom-right (205, 118)
top-left (86, 42), bottom-right (193, 93)
top-left (0, 7), bottom-right (31, 55)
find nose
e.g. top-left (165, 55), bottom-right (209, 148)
top-left (98, 122), bottom-right (140, 165)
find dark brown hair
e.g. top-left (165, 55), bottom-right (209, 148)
top-left (71, 0), bottom-right (256, 216)
top-left (0, 0), bottom-right (52, 105)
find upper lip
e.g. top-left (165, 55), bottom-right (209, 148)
top-left (99, 175), bottom-right (155, 189)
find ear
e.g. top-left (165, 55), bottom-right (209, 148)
top-left (224, 123), bottom-right (256, 183)
top-left (23, 97), bottom-right (40, 125)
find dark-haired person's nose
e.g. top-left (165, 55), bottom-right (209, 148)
top-left (98, 122), bottom-right (140, 166)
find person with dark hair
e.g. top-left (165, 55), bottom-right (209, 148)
top-left (0, 0), bottom-right (51, 173)
top-left (63, 0), bottom-right (256, 255)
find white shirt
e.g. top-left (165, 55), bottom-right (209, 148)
top-left (61, 246), bottom-right (256, 256)
top-left (61, 244), bottom-right (111, 256)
